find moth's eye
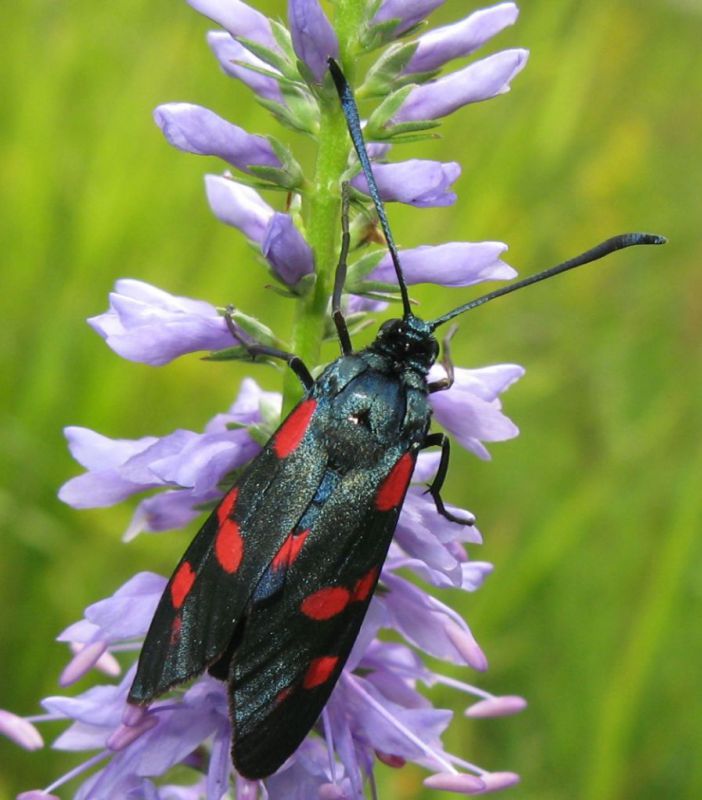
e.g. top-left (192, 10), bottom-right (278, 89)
top-left (379, 318), bottom-right (401, 336)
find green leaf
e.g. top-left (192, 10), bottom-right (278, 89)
top-left (281, 86), bottom-right (321, 135)
top-left (365, 85), bottom-right (413, 137)
top-left (256, 95), bottom-right (319, 136)
top-left (225, 308), bottom-right (284, 349)
top-left (353, 279), bottom-right (399, 295)
top-left (362, 19), bottom-right (403, 51)
top-left (266, 136), bottom-right (304, 177)
top-left (380, 132), bottom-right (441, 144)
top-left (294, 58), bottom-right (320, 92)
top-left (248, 164), bottom-right (301, 190)
top-left (362, 17), bottom-right (428, 51)
top-left (346, 250), bottom-right (385, 285)
top-left (203, 345), bottom-right (250, 362)
top-left (237, 36), bottom-right (297, 80)
top-left (244, 422), bottom-right (275, 447)
top-left (361, 41), bottom-right (419, 97)
top-left (217, 171), bottom-right (291, 193)
top-left (270, 19), bottom-right (296, 62)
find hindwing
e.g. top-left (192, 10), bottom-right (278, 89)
top-left (228, 450), bottom-right (417, 779)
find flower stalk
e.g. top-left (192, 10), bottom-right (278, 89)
top-left (287, 90), bottom-right (348, 411)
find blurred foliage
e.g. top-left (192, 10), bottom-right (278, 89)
top-left (1, 0), bottom-right (701, 798)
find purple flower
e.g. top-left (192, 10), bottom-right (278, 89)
top-left (395, 49), bottom-right (529, 122)
top-left (262, 212), bottom-right (315, 284)
top-left (188, 0), bottom-right (276, 50)
top-left (288, 0), bottom-right (339, 83)
top-left (57, 572), bottom-right (167, 652)
top-left (0, 709), bottom-right (44, 750)
top-left (86, 279), bottom-right (233, 366)
top-left (60, 378), bottom-right (276, 535)
top-left (371, 241), bottom-right (516, 287)
top-left (206, 175), bottom-right (314, 284)
top-left (207, 32), bottom-right (284, 103)
top-left (406, 3), bottom-right (520, 73)
top-left (205, 174), bottom-right (273, 240)
top-left (154, 103), bottom-right (280, 173)
top-left (430, 364), bottom-right (525, 459)
top-left (373, 0), bottom-right (445, 36)
top-left (352, 159), bottom-right (460, 207)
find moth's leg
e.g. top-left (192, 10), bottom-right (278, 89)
top-left (224, 308), bottom-right (314, 391)
top-left (428, 324), bottom-right (458, 393)
top-left (331, 182), bottom-right (352, 355)
top-left (420, 432), bottom-right (474, 526)
top-left (331, 181), bottom-right (353, 356)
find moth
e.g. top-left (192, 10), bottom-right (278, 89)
top-left (128, 59), bottom-right (664, 779)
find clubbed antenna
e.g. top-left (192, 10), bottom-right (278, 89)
top-left (429, 233), bottom-right (667, 330)
top-left (328, 58), bottom-right (413, 320)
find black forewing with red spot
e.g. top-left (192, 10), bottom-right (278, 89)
top-left (128, 398), bottom-right (325, 703)
top-left (227, 446), bottom-right (418, 779)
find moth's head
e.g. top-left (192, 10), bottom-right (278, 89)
top-left (371, 315), bottom-right (438, 374)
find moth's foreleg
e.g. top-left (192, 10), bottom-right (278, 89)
top-left (224, 308), bottom-right (314, 390)
top-left (421, 432), bottom-right (474, 526)
top-left (331, 181), bottom-right (353, 356)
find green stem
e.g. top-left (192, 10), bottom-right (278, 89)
top-left (281, 2), bottom-right (367, 413)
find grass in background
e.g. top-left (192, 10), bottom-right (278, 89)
top-left (1, 0), bottom-right (700, 797)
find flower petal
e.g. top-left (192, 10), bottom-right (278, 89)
top-left (154, 103), bottom-right (280, 172)
top-left (395, 49), bottom-right (529, 122)
top-left (424, 772), bottom-right (486, 794)
top-left (371, 241), bottom-right (515, 287)
top-left (188, 0), bottom-right (276, 49)
top-left (407, 3), bottom-right (520, 73)
top-left (205, 174), bottom-right (273, 242)
top-left (373, 0), bottom-right (445, 36)
top-left (352, 159), bottom-right (460, 207)
top-left (466, 695), bottom-right (527, 718)
top-left (430, 365), bottom-right (524, 459)
top-left (63, 426), bottom-right (158, 472)
top-left (207, 32), bottom-right (284, 103)
top-left (0, 710), bottom-right (44, 750)
top-left (288, 0), bottom-right (339, 82)
top-left (262, 212), bottom-right (315, 285)
top-left (87, 279), bottom-right (233, 365)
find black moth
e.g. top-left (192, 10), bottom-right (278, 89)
top-left (128, 59), bottom-right (664, 779)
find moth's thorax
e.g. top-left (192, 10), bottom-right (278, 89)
top-left (368, 315), bottom-right (438, 376)
top-left (312, 344), bottom-right (434, 471)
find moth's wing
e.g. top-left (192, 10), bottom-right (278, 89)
top-left (129, 399), bottom-right (326, 703)
top-left (229, 450), bottom-right (416, 779)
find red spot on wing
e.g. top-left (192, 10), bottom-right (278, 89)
top-left (217, 487), bottom-right (239, 525)
top-left (275, 686), bottom-right (293, 706)
top-left (274, 399), bottom-right (317, 458)
top-left (169, 616), bottom-right (183, 645)
top-left (375, 452), bottom-right (414, 511)
top-left (303, 656), bottom-right (339, 689)
top-left (215, 518), bottom-right (244, 573)
top-left (171, 561), bottom-right (196, 609)
top-left (300, 587), bottom-right (351, 620)
top-left (352, 566), bottom-right (380, 603)
top-left (271, 529), bottom-right (310, 571)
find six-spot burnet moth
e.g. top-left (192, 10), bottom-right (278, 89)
top-left (127, 59), bottom-right (666, 779)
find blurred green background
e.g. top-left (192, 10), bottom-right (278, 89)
top-left (2, 0), bottom-right (700, 797)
